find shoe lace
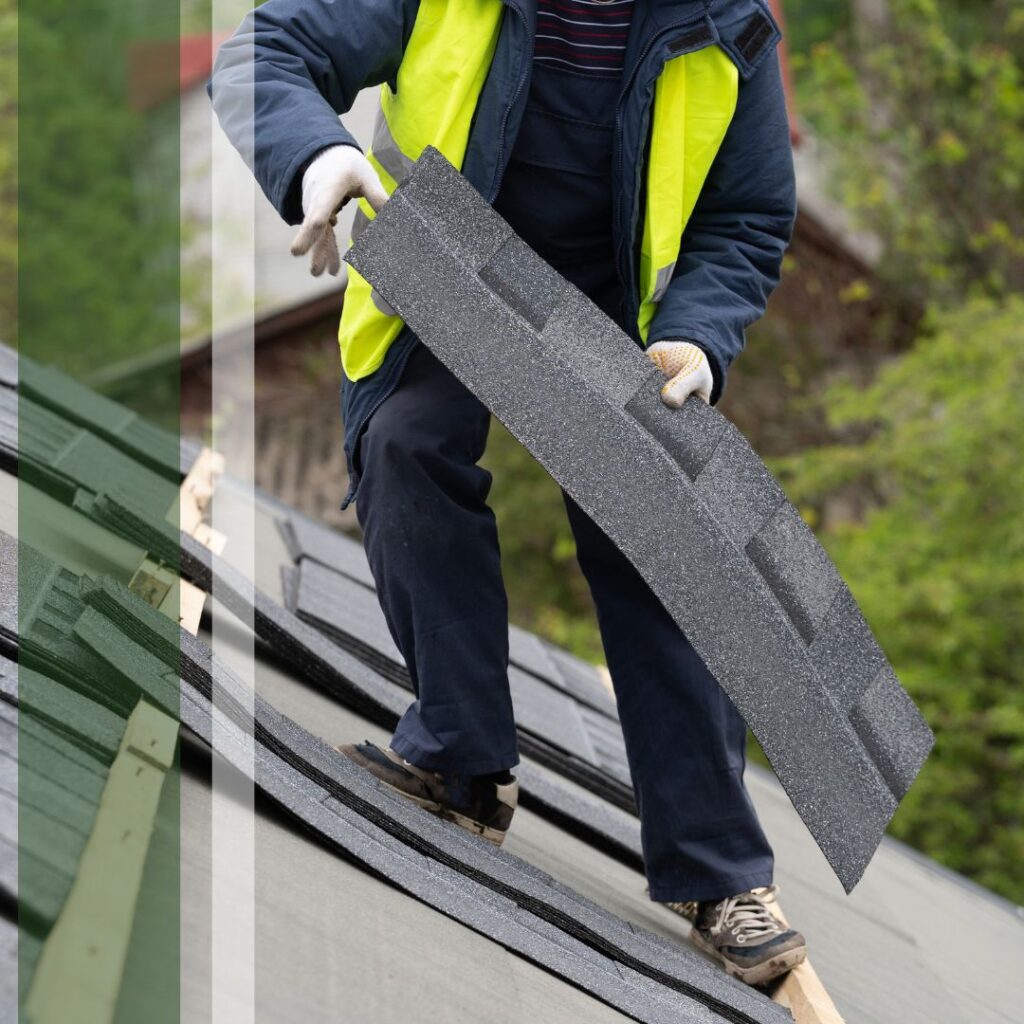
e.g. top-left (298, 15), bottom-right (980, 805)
top-left (717, 885), bottom-right (783, 944)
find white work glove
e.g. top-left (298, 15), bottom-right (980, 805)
top-left (290, 144), bottom-right (389, 277)
top-left (645, 340), bottom-right (714, 407)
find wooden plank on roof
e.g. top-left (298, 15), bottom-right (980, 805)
top-left (23, 700), bottom-right (178, 1024)
top-left (659, 891), bottom-right (847, 1024)
top-left (178, 446), bottom-right (223, 537)
top-left (127, 444), bottom-right (226, 636)
top-left (769, 901), bottom-right (847, 1024)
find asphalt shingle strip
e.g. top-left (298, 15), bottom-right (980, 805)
top-left (181, 693), bottom-right (725, 1024)
top-left (0, 636), bottom-right (123, 942)
top-left (579, 705), bottom-right (633, 786)
top-left (0, 692), bottom-right (109, 799)
top-left (509, 666), bottom-right (600, 766)
top-left (23, 700), bottom-right (179, 1024)
top-left (293, 556), bottom-right (406, 669)
top-left (2, 621), bottom-right (171, 988)
top-left (5, 839), bottom-right (75, 936)
top-left (282, 554), bottom-right (632, 810)
top-left (276, 512), bottom-right (377, 590)
top-left (7, 550), bottom-right (171, 719)
top-left (3, 663), bottom-right (123, 762)
top-left (76, 489), bottom-right (182, 567)
top-left (0, 915), bottom-right (20, 1017)
top-left (278, 517), bottom-right (625, 790)
top-left (5, 756), bottom-right (98, 844)
top-left (508, 624), bottom-right (561, 687)
top-left (18, 358), bottom-right (183, 481)
top-left (0, 342), bottom-right (196, 480)
top-left (0, 395), bottom-right (15, 475)
top-left (745, 503), bottom-right (842, 645)
top-left (12, 393), bottom-right (179, 524)
top-left (344, 146), bottom-right (934, 892)
top-left (174, 638), bottom-right (787, 1023)
top-left (544, 644), bottom-right (620, 719)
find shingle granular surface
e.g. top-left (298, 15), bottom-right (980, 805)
top-left (345, 146), bottom-right (935, 894)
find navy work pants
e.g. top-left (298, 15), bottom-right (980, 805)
top-left (352, 343), bottom-right (774, 902)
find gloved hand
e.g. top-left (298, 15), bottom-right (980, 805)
top-left (290, 144), bottom-right (389, 276)
top-left (645, 340), bottom-right (714, 407)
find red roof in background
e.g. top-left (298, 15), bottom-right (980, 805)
top-left (181, 33), bottom-right (230, 93)
top-left (129, 32), bottom-right (229, 111)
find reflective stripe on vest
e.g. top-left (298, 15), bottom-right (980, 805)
top-left (339, 3), bottom-right (739, 379)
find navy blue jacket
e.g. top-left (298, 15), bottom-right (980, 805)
top-left (209, 0), bottom-right (796, 500)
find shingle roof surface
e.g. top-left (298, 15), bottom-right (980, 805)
top-left (2, 344), bottom-right (1021, 1024)
top-left (3, 538), bottom-right (789, 1024)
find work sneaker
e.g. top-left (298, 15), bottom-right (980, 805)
top-left (681, 886), bottom-right (807, 986)
top-left (337, 740), bottom-right (518, 846)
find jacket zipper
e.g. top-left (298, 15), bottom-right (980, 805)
top-left (487, 0), bottom-right (532, 202)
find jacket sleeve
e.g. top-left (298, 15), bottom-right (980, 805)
top-left (208, 0), bottom-right (420, 226)
top-left (646, 46), bottom-right (796, 403)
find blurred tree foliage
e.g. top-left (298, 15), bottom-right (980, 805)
top-left (792, 0), bottom-right (1024, 307)
top-left (778, 0), bottom-right (850, 55)
top-left (0, 0), bottom-right (15, 341)
top-left (779, 0), bottom-right (1024, 902)
top-left (774, 298), bottom-right (1024, 899)
top-left (17, 0), bottom-right (179, 373)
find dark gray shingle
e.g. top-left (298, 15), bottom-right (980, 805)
top-left (344, 145), bottom-right (934, 892)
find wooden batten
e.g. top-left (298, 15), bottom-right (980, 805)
top-left (768, 901), bottom-right (846, 1024)
top-left (127, 446), bottom-right (226, 636)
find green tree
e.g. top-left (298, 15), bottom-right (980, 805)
top-left (793, 0), bottom-right (1024, 308)
top-left (0, 0), bottom-right (15, 341)
top-left (18, 0), bottom-right (179, 374)
top-left (773, 297), bottom-right (1024, 901)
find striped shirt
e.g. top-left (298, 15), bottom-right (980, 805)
top-left (534, 0), bottom-right (636, 77)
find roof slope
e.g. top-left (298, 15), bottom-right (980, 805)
top-left (1, 345), bottom-right (1021, 1024)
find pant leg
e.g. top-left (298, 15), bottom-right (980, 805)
top-left (353, 343), bottom-right (518, 776)
top-left (561, 492), bottom-right (774, 902)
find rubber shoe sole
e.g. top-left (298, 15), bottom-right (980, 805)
top-left (372, 779), bottom-right (511, 847)
top-left (688, 927), bottom-right (807, 987)
top-left (335, 743), bottom-right (513, 847)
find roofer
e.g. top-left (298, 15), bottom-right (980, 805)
top-left (211, 0), bottom-right (804, 987)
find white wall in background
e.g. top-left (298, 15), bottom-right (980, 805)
top-left (181, 80), bottom-right (379, 342)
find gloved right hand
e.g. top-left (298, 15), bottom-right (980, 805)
top-left (290, 144), bottom-right (389, 277)
top-left (645, 340), bottom-right (714, 407)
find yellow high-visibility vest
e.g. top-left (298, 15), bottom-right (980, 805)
top-left (338, 0), bottom-right (739, 381)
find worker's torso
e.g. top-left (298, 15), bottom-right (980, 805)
top-left (340, 0), bottom-right (781, 505)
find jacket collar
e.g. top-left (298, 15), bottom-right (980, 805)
top-left (498, 0), bottom-right (779, 82)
